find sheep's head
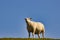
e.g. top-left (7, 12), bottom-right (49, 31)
top-left (25, 18), bottom-right (32, 22)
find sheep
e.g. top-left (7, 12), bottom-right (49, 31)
top-left (25, 18), bottom-right (45, 38)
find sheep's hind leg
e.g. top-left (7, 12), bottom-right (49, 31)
top-left (42, 32), bottom-right (44, 38)
top-left (42, 32), bottom-right (45, 40)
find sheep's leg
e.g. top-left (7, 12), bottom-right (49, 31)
top-left (28, 32), bottom-right (30, 38)
top-left (32, 28), bottom-right (36, 38)
top-left (32, 33), bottom-right (34, 38)
top-left (42, 32), bottom-right (44, 38)
top-left (42, 32), bottom-right (45, 40)
top-left (29, 33), bottom-right (30, 38)
top-left (38, 34), bottom-right (40, 38)
top-left (32, 32), bottom-right (34, 38)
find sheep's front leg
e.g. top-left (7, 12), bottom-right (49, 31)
top-left (38, 34), bottom-right (40, 38)
top-left (28, 32), bottom-right (30, 38)
top-left (32, 28), bottom-right (36, 38)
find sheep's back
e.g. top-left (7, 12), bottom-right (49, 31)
top-left (36, 22), bottom-right (45, 32)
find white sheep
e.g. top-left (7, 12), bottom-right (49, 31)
top-left (25, 18), bottom-right (45, 38)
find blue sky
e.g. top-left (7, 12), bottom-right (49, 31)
top-left (0, 0), bottom-right (60, 38)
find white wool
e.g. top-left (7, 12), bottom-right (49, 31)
top-left (25, 18), bottom-right (45, 38)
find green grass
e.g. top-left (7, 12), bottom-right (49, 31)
top-left (0, 38), bottom-right (59, 40)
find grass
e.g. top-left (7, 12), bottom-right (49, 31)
top-left (0, 38), bottom-right (60, 40)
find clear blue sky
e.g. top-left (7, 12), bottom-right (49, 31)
top-left (0, 0), bottom-right (60, 38)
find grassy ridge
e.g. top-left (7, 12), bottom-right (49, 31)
top-left (0, 38), bottom-right (59, 40)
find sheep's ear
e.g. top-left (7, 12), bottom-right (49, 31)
top-left (25, 18), bottom-right (26, 20)
top-left (30, 18), bottom-right (32, 19)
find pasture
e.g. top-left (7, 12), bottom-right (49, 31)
top-left (0, 38), bottom-right (59, 40)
